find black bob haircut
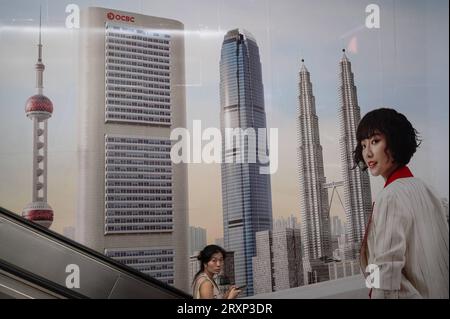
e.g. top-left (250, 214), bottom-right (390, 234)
top-left (353, 108), bottom-right (421, 171)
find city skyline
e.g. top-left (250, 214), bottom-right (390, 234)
top-left (1, 0), bottom-right (448, 246)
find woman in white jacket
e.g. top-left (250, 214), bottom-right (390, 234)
top-left (355, 108), bottom-right (449, 299)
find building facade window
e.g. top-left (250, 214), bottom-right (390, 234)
top-left (105, 247), bottom-right (175, 285)
top-left (104, 135), bottom-right (173, 234)
top-left (105, 23), bottom-right (171, 126)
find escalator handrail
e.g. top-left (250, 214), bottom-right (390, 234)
top-left (0, 206), bottom-right (192, 299)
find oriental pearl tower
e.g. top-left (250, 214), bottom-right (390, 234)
top-left (22, 11), bottom-right (54, 228)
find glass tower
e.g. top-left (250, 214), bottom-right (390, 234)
top-left (220, 29), bottom-right (273, 296)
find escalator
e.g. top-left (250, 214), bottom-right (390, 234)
top-left (0, 206), bottom-right (192, 299)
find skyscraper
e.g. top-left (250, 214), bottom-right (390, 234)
top-left (296, 59), bottom-right (332, 263)
top-left (252, 230), bottom-right (274, 294)
top-left (189, 254), bottom-right (200, 289)
top-left (331, 215), bottom-right (343, 237)
top-left (220, 29), bottom-right (273, 296)
top-left (272, 228), bottom-right (303, 291)
top-left (76, 7), bottom-right (189, 292)
top-left (189, 226), bottom-right (207, 256)
top-left (338, 50), bottom-right (372, 259)
top-left (252, 228), bottom-right (303, 295)
top-left (23, 10), bottom-right (54, 229)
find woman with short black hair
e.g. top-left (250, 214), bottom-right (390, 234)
top-left (192, 245), bottom-right (241, 299)
top-left (356, 108), bottom-right (449, 299)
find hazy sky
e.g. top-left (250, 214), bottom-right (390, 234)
top-left (0, 0), bottom-right (448, 244)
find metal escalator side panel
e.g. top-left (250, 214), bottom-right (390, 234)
top-left (0, 259), bottom-right (87, 299)
top-left (0, 207), bottom-right (191, 299)
top-left (0, 215), bottom-right (118, 298)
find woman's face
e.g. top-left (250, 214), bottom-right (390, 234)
top-left (361, 132), bottom-right (398, 181)
top-left (204, 252), bottom-right (224, 275)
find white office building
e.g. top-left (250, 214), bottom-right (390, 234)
top-left (76, 7), bottom-right (189, 292)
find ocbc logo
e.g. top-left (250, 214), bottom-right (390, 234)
top-left (107, 12), bottom-right (135, 22)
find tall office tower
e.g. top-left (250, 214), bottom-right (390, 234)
top-left (296, 59), bottom-right (332, 264)
top-left (216, 251), bottom-right (236, 295)
top-left (188, 254), bottom-right (200, 289)
top-left (220, 29), bottom-right (273, 296)
top-left (77, 7), bottom-right (189, 292)
top-left (23, 11), bottom-right (54, 229)
top-left (252, 230), bottom-right (274, 294)
top-left (222, 251), bottom-right (235, 286)
top-left (189, 226), bottom-right (207, 256)
top-left (272, 228), bottom-right (303, 291)
top-left (338, 50), bottom-right (372, 259)
top-left (331, 215), bottom-right (343, 237)
top-left (252, 228), bottom-right (303, 295)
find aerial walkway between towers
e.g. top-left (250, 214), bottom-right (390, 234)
top-left (0, 206), bottom-right (191, 299)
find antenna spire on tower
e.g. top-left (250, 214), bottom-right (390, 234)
top-left (35, 5), bottom-right (45, 94)
top-left (38, 5), bottom-right (42, 62)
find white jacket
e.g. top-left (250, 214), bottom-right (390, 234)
top-left (362, 177), bottom-right (449, 299)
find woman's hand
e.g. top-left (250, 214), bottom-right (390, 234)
top-left (225, 285), bottom-right (241, 299)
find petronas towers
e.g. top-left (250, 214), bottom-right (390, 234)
top-left (296, 51), bottom-right (372, 270)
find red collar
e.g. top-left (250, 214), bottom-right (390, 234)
top-left (384, 166), bottom-right (414, 188)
